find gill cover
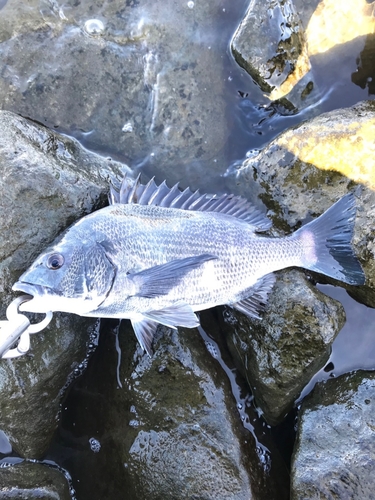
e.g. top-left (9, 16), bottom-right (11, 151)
top-left (60, 242), bottom-right (116, 302)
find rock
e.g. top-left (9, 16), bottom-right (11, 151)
top-left (222, 270), bottom-right (345, 425)
top-left (0, 315), bottom-right (98, 458)
top-left (294, 0), bottom-right (375, 58)
top-left (287, 0), bottom-right (375, 103)
top-left (0, 110), bottom-right (123, 457)
top-left (231, 0), bottom-right (313, 108)
top-left (0, 110), bottom-right (127, 316)
top-left (227, 100), bottom-right (375, 306)
top-left (0, 461), bottom-right (72, 499)
top-left (291, 370), bottom-right (375, 499)
top-left (351, 32), bottom-right (375, 95)
top-left (0, 0), bottom-right (229, 186)
top-left (231, 0), bottom-right (375, 106)
top-left (49, 319), bottom-right (289, 500)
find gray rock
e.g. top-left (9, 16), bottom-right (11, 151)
top-left (293, 0), bottom-right (320, 26)
top-left (231, 0), bottom-right (305, 93)
top-left (0, 314), bottom-right (98, 458)
top-left (0, 0), bottom-right (229, 186)
top-left (0, 461), bottom-right (72, 499)
top-left (291, 370), bottom-right (375, 499)
top-left (0, 110), bottom-right (124, 457)
top-left (231, 0), bottom-right (314, 109)
top-left (231, 0), bottom-right (375, 108)
top-left (53, 319), bottom-right (289, 500)
top-left (0, 110), bottom-right (127, 317)
top-left (222, 270), bottom-right (345, 425)
top-left (227, 100), bottom-right (375, 306)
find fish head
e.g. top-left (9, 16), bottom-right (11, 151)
top-left (12, 230), bottom-right (116, 315)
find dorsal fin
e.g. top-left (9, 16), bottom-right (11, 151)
top-left (109, 174), bottom-right (272, 232)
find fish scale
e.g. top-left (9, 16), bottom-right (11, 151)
top-left (13, 176), bottom-right (365, 356)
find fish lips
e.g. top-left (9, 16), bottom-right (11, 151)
top-left (12, 280), bottom-right (111, 315)
top-left (12, 281), bottom-right (55, 313)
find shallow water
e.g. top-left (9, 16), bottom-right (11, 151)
top-left (300, 285), bottom-right (375, 399)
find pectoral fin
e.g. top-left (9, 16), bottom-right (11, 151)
top-left (232, 273), bottom-right (276, 319)
top-left (129, 254), bottom-right (217, 298)
top-left (131, 301), bottom-right (200, 356)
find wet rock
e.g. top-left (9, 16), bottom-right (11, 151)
top-left (0, 315), bottom-right (98, 458)
top-left (0, 110), bottom-right (122, 457)
top-left (294, 0), bottom-right (375, 62)
top-left (231, 0), bottom-right (375, 106)
top-left (291, 370), bottom-right (375, 499)
top-left (0, 110), bottom-right (126, 316)
top-left (0, 461), bottom-right (72, 499)
top-left (222, 270), bottom-right (345, 426)
top-left (49, 319), bottom-right (289, 500)
top-left (351, 33), bottom-right (375, 95)
top-left (228, 100), bottom-right (375, 306)
top-left (231, 0), bottom-right (312, 108)
top-left (0, 0), bottom-right (229, 186)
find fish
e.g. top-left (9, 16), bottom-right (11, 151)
top-left (13, 175), bottom-right (365, 355)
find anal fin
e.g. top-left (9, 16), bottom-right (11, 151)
top-left (131, 318), bottom-right (160, 357)
top-left (232, 273), bottom-right (276, 319)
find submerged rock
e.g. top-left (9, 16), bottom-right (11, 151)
top-left (222, 270), bottom-right (345, 425)
top-left (0, 461), bottom-right (72, 499)
top-left (49, 319), bottom-right (289, 500)
top-left (231, 0), bottom-right (375, 106)
top-left (291, 370), bottom-right (375, 499)
top-left (0, 0), bottom-right (230, 186)
top-left (231, 0), bottom-right (311, 106)
top-left (228, 100), bottom-right (375, 306)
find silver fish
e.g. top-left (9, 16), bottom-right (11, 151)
top-left (13, 176), bottom-right (365, 355)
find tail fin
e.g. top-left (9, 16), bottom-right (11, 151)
top-left (295, 193), bottom-right (365, 285)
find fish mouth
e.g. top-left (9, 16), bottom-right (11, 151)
top-left (12, 281), bottom-right (54, 313)
top-left (12, 281), bottom-right (46, 297)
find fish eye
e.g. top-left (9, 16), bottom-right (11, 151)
top-left (47, 253), bottom-right (65, 270)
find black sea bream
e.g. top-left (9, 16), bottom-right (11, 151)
top-left (13, 176), bottom-right (365, 355)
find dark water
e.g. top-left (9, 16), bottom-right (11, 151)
top-left (300, 285), bottom-right (375, 400)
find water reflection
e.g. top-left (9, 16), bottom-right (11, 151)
top-left (300, 284), bottom-right (375, 400)
top-left (269, 0), bottom-right (375, 100)
top-left (352, 33), bottom-right (375, 95)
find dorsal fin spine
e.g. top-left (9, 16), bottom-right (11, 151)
top-left (188, 195), bottom-right (210, 210)
top-left (139, 177), bottom-right (157, 204)
top-left (127, 174), bottom-right (142, 203)
top-left (109, 174), bottom-right (272, 231)
top-left (160, 183), bottom-right (180, 207)
top-left (182, 190), bottom-right (201, 209)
